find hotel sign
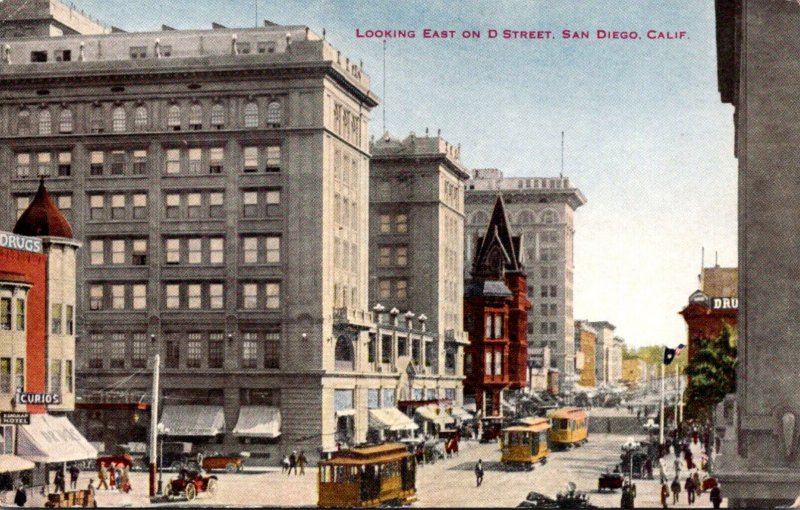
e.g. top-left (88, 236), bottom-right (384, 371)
top-left (0, 412), bottom-right (30, 425)
top-left (0, 231), bottom-right (42, 253)
top-left (710, 297), bottom-right (738, 310)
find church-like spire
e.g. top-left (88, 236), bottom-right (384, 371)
top-left (471, 194), bottom-right (523, 278)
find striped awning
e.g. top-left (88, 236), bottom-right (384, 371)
top-left (415, 405), bottom-right (455, 426)
top-left (369, 408), bottom-right (418, 432)
top-left (232, 406), bottom-right (281, 438)
top-left (160, 405), bottom-right (225, 436)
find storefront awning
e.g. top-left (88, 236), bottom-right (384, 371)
top-left (448, 406), bottom-right (472, 420)
top-left (232, 406), bottom-right (281, 438)
top-left (415, 405), bottom-right (455, 426)
top-left (0, 455), bottom-right (35, 473)
top-left (369, 408), bottom-right (419, 431)
top-left (160, 405), bottom-right (225, 436)
top-left (17, 414), bottom-right (98, 464)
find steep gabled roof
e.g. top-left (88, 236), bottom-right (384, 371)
top-left (471, 194), bottom-right (523, 278)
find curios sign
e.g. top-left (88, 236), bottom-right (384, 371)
top-left (16, 391), bottom-right (61, 405)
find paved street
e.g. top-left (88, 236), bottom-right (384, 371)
top-left (37, 433), bottom-right (721, 507)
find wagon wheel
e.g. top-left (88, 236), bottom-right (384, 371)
top-left (206, 478), bottom-right (218, 497)
top-left (185, 483), bottom-right (197, 501)
top-left (225, 463), bottom-right (237, 473)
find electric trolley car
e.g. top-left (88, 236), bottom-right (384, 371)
top-left (318, 443), bottom-right (417, 508)
top-left (548, 407), bottom-right (589, 450)
top-left (500, 417), bottom-right (551, 470)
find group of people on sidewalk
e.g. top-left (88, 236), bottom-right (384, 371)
top-left (656, 423), bottom-right (723, 509)
top-left (96, 462), bottom-right (131, 493)
top-left (281, 450), bottom-right (307, 475)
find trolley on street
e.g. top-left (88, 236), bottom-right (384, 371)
top-left (318, 443), bottom-right (417, 508)
top-left (548, 407), bottom-right (589, 449)
top-left (500, 417), bottom-right (551, 470)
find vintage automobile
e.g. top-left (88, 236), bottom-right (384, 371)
top-left (95, 453), bottom-right (134, 469)
top-left (479, 417), bottom-right (506, 443)
top-left (166, 469), bottom-right (218, 501)
top-left (201, 453), bottom-right (245, 473)
top-left (597, 465), bottom-right (624, 492)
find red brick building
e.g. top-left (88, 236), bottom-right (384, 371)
top-left (463, 195), bottom-right (530, 417)
top-left (679, 266), bottom-right (738, 361)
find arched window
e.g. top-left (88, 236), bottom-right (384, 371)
top-left (517, 210), bottom-right (534, 224)
top-left (189, 103), bottom-right (202, 129)
top-left (112, 106), bottom-right (126, 132)
top-left (244, 101), bottom-right (259, 128)
top-left (335, 335), bottom-right (354, 370)
top-left (471, 210), bottom-right (489, 225)
top-left (542, 210), bottom-right (557, 224)
top-left (266, 100), bottom-right (281, 127)
top-left (134, 106), bottom-right (148, 130)
top-left (38, 109), bottom-right (51, 135)
top-left (210, 103), bottom-right (225, 129)
top-left (18, 109), bottom-right (31, 135)
top-left (58, 109), bottom-right (73, 133)
top-left (167, 104), bottom-right (181, 130)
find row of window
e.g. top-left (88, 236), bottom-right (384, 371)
top-left (0, 358), bottom-right (24, 394)
top-left (377, 278), bottom-right (408, 300)
top-left (15, 99), bottom-right (282, 136)
top-left (369, 333), bottom-right (435, 366)
top-left (85, 330), bottom-right (280, 370)
top-left (470, 209), bottom-right (560, 226)
top-left (539, 303), bottom-right (559, 317)
top-left (49, 359), bottom-right (74, 394)
top-left (87, 281), bottom-right (281, 311)
top-left (333, 194), bottom-right (360, 231)
top-left (15, 145), bottom-right (282, 180)
top-left (333, 238), bottom-right (359, 274)
top-left (50, 303), bottom-right (75, 336)
top-left (332, 102), bottom-right (362, 146)
top-left (333, 147), bottom-right (361, 188)
top-left (0, 297), bottom-right (25, 332)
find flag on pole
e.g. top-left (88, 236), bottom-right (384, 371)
top-left (663, 344), bottom-right (686, 365)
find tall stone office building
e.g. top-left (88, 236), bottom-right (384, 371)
top-left (369, 133), bottom-right (470, 401)
top-left (714, 0), bottom-right (800, 505)
top-left (464, 169), bottom-right (586, 389)
top-left (0, 0), bottom-right (385, 461)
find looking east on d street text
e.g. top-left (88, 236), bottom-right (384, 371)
top-left (354, 29), bottom-right (687, 40)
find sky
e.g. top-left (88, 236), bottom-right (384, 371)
top-left (71, 0), bottom-right (738, 349)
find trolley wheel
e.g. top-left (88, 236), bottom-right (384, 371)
top-left (541, 457), bottom-right (547, 466)
top-left (185, 483), bottom-right (196, 501)
top-left (525, 464), bottom-right (534, 472)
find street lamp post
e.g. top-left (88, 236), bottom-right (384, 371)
top-left (156, 423), bottom-right (169, 495)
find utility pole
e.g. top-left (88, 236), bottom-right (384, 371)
top-left (659, 361), bottom-right (665, 445)
top-left (149, 353), bottom-right (160, 497)
top-left (673, 364), bottom-right (679, 430)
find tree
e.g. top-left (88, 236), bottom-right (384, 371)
top-left (683, 324), bottom-right (737, 420)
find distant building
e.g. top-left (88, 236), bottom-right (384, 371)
top-left (610, 336), bottom-right (625, 384)
top-left (464, 169), bottom-right (586, 389)
top-left (679, 266), bottom-right (738, 362)
top-left (0, 0), bottom-right (110, 38)
top-left (463, 195), bottom-right (530, 416)
top-left (574, 320), bottom-right (597, 387)
top-left (369, 132), bottom-right (471, 402)
top-left (587, 321), bottom-right (616, 386)
top-left (622, 358), bottom-right (647, 389)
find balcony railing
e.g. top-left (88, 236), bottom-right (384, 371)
top-left (333, 307), bottom-right (373, 328)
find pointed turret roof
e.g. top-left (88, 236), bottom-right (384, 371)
top-left (471, 194), bottom-right (523, 278)
top-left (13, 179), bottom-right (74, 239)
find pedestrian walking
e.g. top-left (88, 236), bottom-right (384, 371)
top-left (673, 457), bottom-right (681, 478)
top-left (120, 466), bottom-right (131, 493)
top-left (68, 464), bottom-right (80, 490)
top-left (108, 464), bottom-right (115, 490)
top-left (645, 457), bottom-right (653, 480)
top-left (97, 463), bottom-right (109, 490)
top-left (692, 471), bottom-right (702, 496)
top-left (115, 466), bottom-right (123, 492)
top-left (710, 484), bottom-right (722, 509)
top-left (298, 451), bottom-right (307, 475)
top-left (659, 458), bottom-right (667, 484)
top-left (87, 479), bottom-right (95, 499)
top-left (670, 477), bottom-right (681, 505)
top-left (685, 476), bottom-right (696, 504)
top-left (474, 459), bottom-right (484, 487)
top-left (685, 449), bottom-right (694, 470)
top-left (281, 454), bottom-right (289, 473)
top-left (54, 468), bottom-right (65, 493)
top-left (288, 450), bottom-right (297, 476)
top-left (14, 483), bottom-right (26, 507)
top-left (692, 425), bottom-right (699, 445)
top-left (660, 483), bottom-right (669, 509)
